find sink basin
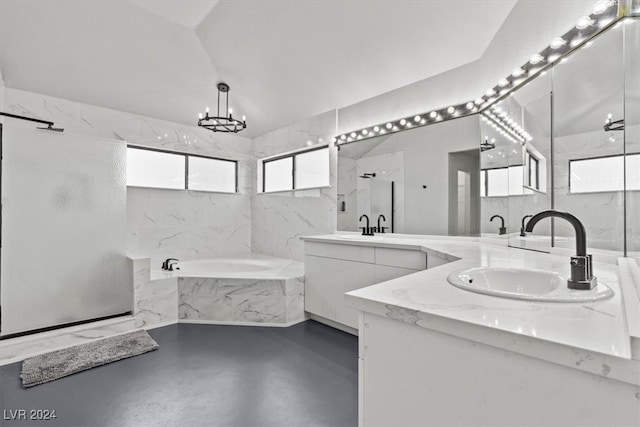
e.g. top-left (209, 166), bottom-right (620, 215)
top-left (447, 267), bottom-right (613, 302)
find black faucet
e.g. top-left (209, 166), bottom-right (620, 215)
top-left (377, 214), bottom-right (388, 234)
top-left (520, 215), bottom-right (533, 237)
top-left (525, 210), bottom-right (596, 290)
top-left (162, 258), bottom-right (179, 271)
top-left (359, 214), bottom-right (374, 236)
top-left (490, 215), bottom-right (507, 235)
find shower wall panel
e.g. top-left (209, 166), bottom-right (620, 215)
top-left (1, 126), bottom-right (131, 336)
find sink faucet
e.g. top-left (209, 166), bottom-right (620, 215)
top-left (162, 258), bottom-right (179, 271)
top-left (490, 215), bottom-right (507, 235)
top-left (359, 214), bottom-right (374, 236)
top-left (525, 209), bottom-right (596, 290)
top-left (377, 214), bottom-right (388, 233)
top-left (520, 215), bottom-right (533, 237)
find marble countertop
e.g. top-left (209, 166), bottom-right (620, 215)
top-left (302, 233), bottom-right (639, 369)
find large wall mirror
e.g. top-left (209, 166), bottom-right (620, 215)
top-left (479, 72), bottom-right (552, 251)
top-left (337, 116), bottom-right (481, 236)
top-left (336, 17), bottom-right (639, 258)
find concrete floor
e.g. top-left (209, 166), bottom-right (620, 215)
top-left (0, 320), bottom-right (358, 427)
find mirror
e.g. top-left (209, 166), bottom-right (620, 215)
top-left (337, 116), bottom-right (481, 235)
top-left (337, 17), bottom-right (637, 257)
top-left (552, 24), bottom-right (625, 255)
top-left (625, 19), bottom-right (640, 258)
top-left (479, 73), bottom-right (552, 250)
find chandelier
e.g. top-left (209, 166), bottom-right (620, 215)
top-left (198, 82), bottom-right (246, 133)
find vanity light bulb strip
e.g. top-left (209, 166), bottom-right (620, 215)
top-left (335, 0), bottom-right (621, 146)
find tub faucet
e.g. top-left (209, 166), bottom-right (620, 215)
top-left (520, 215), bottom-right (533, 237)
top-left (490, 215), bottom-right (507, 235)
top-left (377, 214), bottom-right (388, 233)
top-left (359, 214), bottom-right (374, 236)
top-left (162, 258), bottom-right (179, 271)
top-left (525, 209), bottom-right (596, 290)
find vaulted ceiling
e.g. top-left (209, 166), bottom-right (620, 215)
top-left (0, 0), bottom-right (517, 137)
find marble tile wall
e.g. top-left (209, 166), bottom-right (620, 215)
top-left (251, 110), bottom-right (338, 261)
top-left (1, 88), bottom-right (253, 266)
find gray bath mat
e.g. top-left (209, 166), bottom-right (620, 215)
top-left (20, 330), bottom-right (158, 388)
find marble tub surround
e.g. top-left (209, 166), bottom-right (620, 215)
top-left (304, 233), bottom-right (636, 365)
top-left (130, 256), bottom-right (179, 329)
top-left (174, 255), bottom-right (305, 326)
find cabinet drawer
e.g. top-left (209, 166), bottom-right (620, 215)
top-left (305, 241), bottom-right (375, 263)
top-left (375, 247), bottom-right (426, 270)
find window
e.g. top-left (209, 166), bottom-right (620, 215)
top-left (261, 146), bottom-right (330, 193)
top-left (188, 156), bottom-right (237, 193)
top-left (126, 146), bottom-right (237, 193)
top-left (126, 147), bottom-right (185, 190)
top-left (569, 153), bottom-right (640, 193)
top-left (526, 151), bottom-right (540, 190)
top-left (481, 166), bottom-right (523, 197)
top-left (264, 157), bottom-right (293, 193)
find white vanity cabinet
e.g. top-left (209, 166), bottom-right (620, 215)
top-left (304, 241), bottom-right (430, 331)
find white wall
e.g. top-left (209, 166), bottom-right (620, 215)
top-left (1, 88), bottom-right (253, 267)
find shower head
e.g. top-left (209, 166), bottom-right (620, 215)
top-left (359, 172), bottom-right (376, 179)
top-left (37, 124), bottom-right (64, 132)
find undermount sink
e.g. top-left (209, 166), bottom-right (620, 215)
top-left (447, 267), bottom-right (613, 302)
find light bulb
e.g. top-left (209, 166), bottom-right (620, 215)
top-left (206, 107), bottom-right (209, 113)
top-left (550, 37), bottom-right (566, 49)
top-left (498, 78), bottom-right (509, 87)
top-left (373, 126), bottom-right (380, 132)
top-left (512, 68), bottom-right (525, 78)
top-left (386, 123), bottom-right (392, 129)
top-left (340, 135), bottom-right (346, 140)
top-left (530, 53), bottom-right (544, 64)
top-left (592, 0), bottom-right (613, 14)
top-left (414, 115), bottom-right (421, 123)
top-left (486, 88), bottom-right (496, 96)
top-left (576, 16), bottom-right (594, 29)
top-left (242, 115), bottom-right (246, 122)
top-left (199, 113), bottom-right (203, 119)
top-left (447, 106), bottom-right (455, 114)
top-left (362, 129), bottom-right (368, 135)
top-left (400, 119), bottom-right (407, 126)
top-left (429, 111), bottom-right (438, 119)
top-left (350, 132), bottom-right (357, 138)
top-left (466, 102), bottom-right (474, 110)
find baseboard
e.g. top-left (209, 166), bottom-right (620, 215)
top-left (142, 320), bottom-right (178, 330)
top-left (178, 317), bottom-right (308, 328)
top-left (307, 313), bottom-right (358, 336)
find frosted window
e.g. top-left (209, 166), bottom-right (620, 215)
top-left (508, 165), bottom-right (524, 195)
top-left (627, 154), bottom-right (640, 190)
top-left (127, 147), bottom-right (185, 189)
top-left (188, 156), bottom-right (237, 193)
top-left (570, 156), bottom-right (624, 193)
top-left (295, 148), bottom-right (330, 189)
top-left (481, 166), bottom-right (523, 197)
top-left (264, 157), bottom-right (293, 192)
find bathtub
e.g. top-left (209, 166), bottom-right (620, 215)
top-left (147, 254), bottom-right (306, 327)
